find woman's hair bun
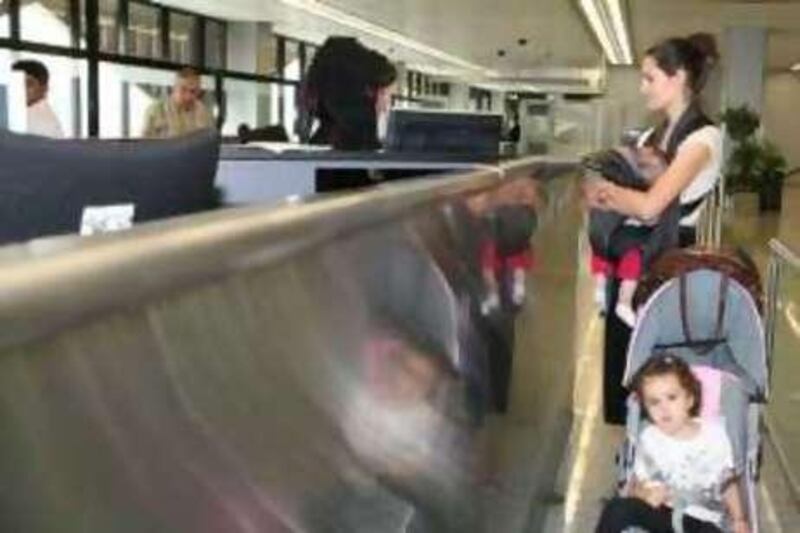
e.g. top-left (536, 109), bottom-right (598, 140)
top-left (687, 33), bottom-right (719, 68)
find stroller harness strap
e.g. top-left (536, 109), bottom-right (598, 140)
top-left (678, 272), bottom-right (729, 354)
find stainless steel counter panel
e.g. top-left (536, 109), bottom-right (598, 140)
top-left (0, 158), bottom-right (582, 532)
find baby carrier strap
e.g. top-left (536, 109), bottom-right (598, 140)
top-left (676, 271), bottom-right (728, 354)
top-left (680, 195), bottom-right (707, 219)
top-left (646, 103), bottom-right (713, 163)
top-left (637, 104), bottom-right (713, 266)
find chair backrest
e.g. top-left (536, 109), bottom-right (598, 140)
top-left (0, 129), bottom-right (220, 245)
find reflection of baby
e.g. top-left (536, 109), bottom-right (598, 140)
top-left (591, 146), bottom-right (666, 326)
top-left (479, 179), bottom-right (540, 315)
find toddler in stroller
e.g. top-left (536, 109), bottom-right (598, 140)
top-left (599, 248), bottom-right (767, 533)
top-left (584, 145), bottom-right (668, 326)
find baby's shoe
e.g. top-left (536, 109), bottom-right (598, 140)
top-left (511, 271), bottom-right (526, 306)
top-left (481, 291), bottom-right (500, 316)
top-left (615, 303), bottom-right (636, 327)
top-left (594, 283), bottom-right (607, 315)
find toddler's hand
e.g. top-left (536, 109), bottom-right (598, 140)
top-left (731, 518), bottom-right (750, 533)
top-left (640, 481), bottom-right (669, 508)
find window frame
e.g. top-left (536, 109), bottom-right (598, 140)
top-left (0, 0), bottom-right (319, 137)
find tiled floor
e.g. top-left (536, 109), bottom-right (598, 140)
top-left (541, 186), bottom-right (800, 532)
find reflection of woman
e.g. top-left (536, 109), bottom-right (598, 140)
top-left (586, 33), bottom-right (722, 248)
top-left (302, 37), bottom-right (397, 151)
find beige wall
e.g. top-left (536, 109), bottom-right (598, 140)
top-left (598, 67), bottom-right (798, 172)
top-left (601, 67), bottom-right (650, 145)
top-left (601, 65), bottom-right (725, 144)
top-left (763, 73), bottom-right (800, 170)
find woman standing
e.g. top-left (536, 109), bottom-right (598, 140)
top-left (299, 37), bottom-right (397, 191)
top-left (587, 33), bottom-right (722, 247)
top-left (587, 33), bottom-right (723, 424)
top-left (302, 36), bottom-right (397, 151)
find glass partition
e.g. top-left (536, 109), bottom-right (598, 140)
top-left (1, 2), bottom-right (308, 141)
top-left (222, 78), bottom-right (276, 137)
top-left (0, 0), bottom-right (10, 38)
top-left (766, 251), bottom-right (800, 492)
top-left (283, 39), bottom-right (300, 81)
top-left (257, 33), bottom-right (279, 76)
top-left (204, 19), bottom-right (225, 69)
top-left (127, 1), bottom-right (161, 58)
top-left (1, 50), bottom-right (87, 137)
top-left (98, 62), bottom-right (214, 138)
top-left (282, 83), bottom-right (297, 141)
top-left (20, 0), bottom-right (73, 47)
top-left (98, 0), bottom-right (119, 53)
top-left (169, 12), bottom-right (196, 64)
top-left (304, 43), bottom-right (317, 73)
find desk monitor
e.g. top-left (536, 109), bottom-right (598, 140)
top-left (385, 109), bottom-right (502, 160)
top-left (0, 129), bottom-right (220, 245)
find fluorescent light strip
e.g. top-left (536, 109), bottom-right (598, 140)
top-left (279, 0), bottom-right (495, 76)
top-left (579, 0), bottom-right (620, 64)
top-left (606, 0), bottom-right (633, 64)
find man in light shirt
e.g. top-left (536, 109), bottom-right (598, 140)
top-left (11, 60), bottom-right (65, 138)
top-left (142, 67), bottom-right (214, 138)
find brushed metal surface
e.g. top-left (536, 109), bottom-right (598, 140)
top-left (0, 159), bottom-right (581, 532)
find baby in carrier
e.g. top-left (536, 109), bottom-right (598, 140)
top-left (585, 144), bottom-right (667, 326)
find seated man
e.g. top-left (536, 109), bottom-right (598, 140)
top-left (142, 67), bottom-right (214, 138)
top-left (11, 59), bottom-right (64, 138)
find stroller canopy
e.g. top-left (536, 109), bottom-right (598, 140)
top-left (624, 268), bottom-right (767, 398)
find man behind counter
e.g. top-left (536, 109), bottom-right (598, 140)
top-left (11, 60), bottom-right (64, 138)
top-left (142, 67), bottom-right (214, 139)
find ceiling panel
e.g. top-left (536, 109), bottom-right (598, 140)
top-left (319, 0), bottom-right (601, 70)
top-left (631, 0), bottom-right (800, 69)
top-left (161, 0), bottom-right (800, 76)
top-left (159, 0), bottom-right (602, 75)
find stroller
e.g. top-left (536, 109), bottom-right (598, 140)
top-left (616, 248), bottom-right (768, 532)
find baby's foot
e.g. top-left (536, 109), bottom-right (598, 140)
top-left (511, 271), bottom-right (526, 305)
top-left (481, 292), bottom-right (500, 315)
top-left (615, 303), bottom-right (636, 327)
top-left (594, 283), bottom-right (607, 314)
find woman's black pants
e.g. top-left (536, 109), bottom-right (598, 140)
top-left (595, 497), bottom-right (722, 533)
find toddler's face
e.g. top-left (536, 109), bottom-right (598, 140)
top-left (641, 374), bottom-right (694, 436)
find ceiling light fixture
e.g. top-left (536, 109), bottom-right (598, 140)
top-left (577, 0), bottom-right (633, 65)
top-left (279, 0), bottom-right (496, 76)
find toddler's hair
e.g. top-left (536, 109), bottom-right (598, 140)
top-left (632, 352), bottom-right (702, 417)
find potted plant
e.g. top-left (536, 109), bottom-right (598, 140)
top-left (720, 105), bottom-right (787, 211)
top-left (754, 141), bottom-right (787, 211)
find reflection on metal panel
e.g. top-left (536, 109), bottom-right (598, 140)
top-left (0, 160), bottom-right (581, 532)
